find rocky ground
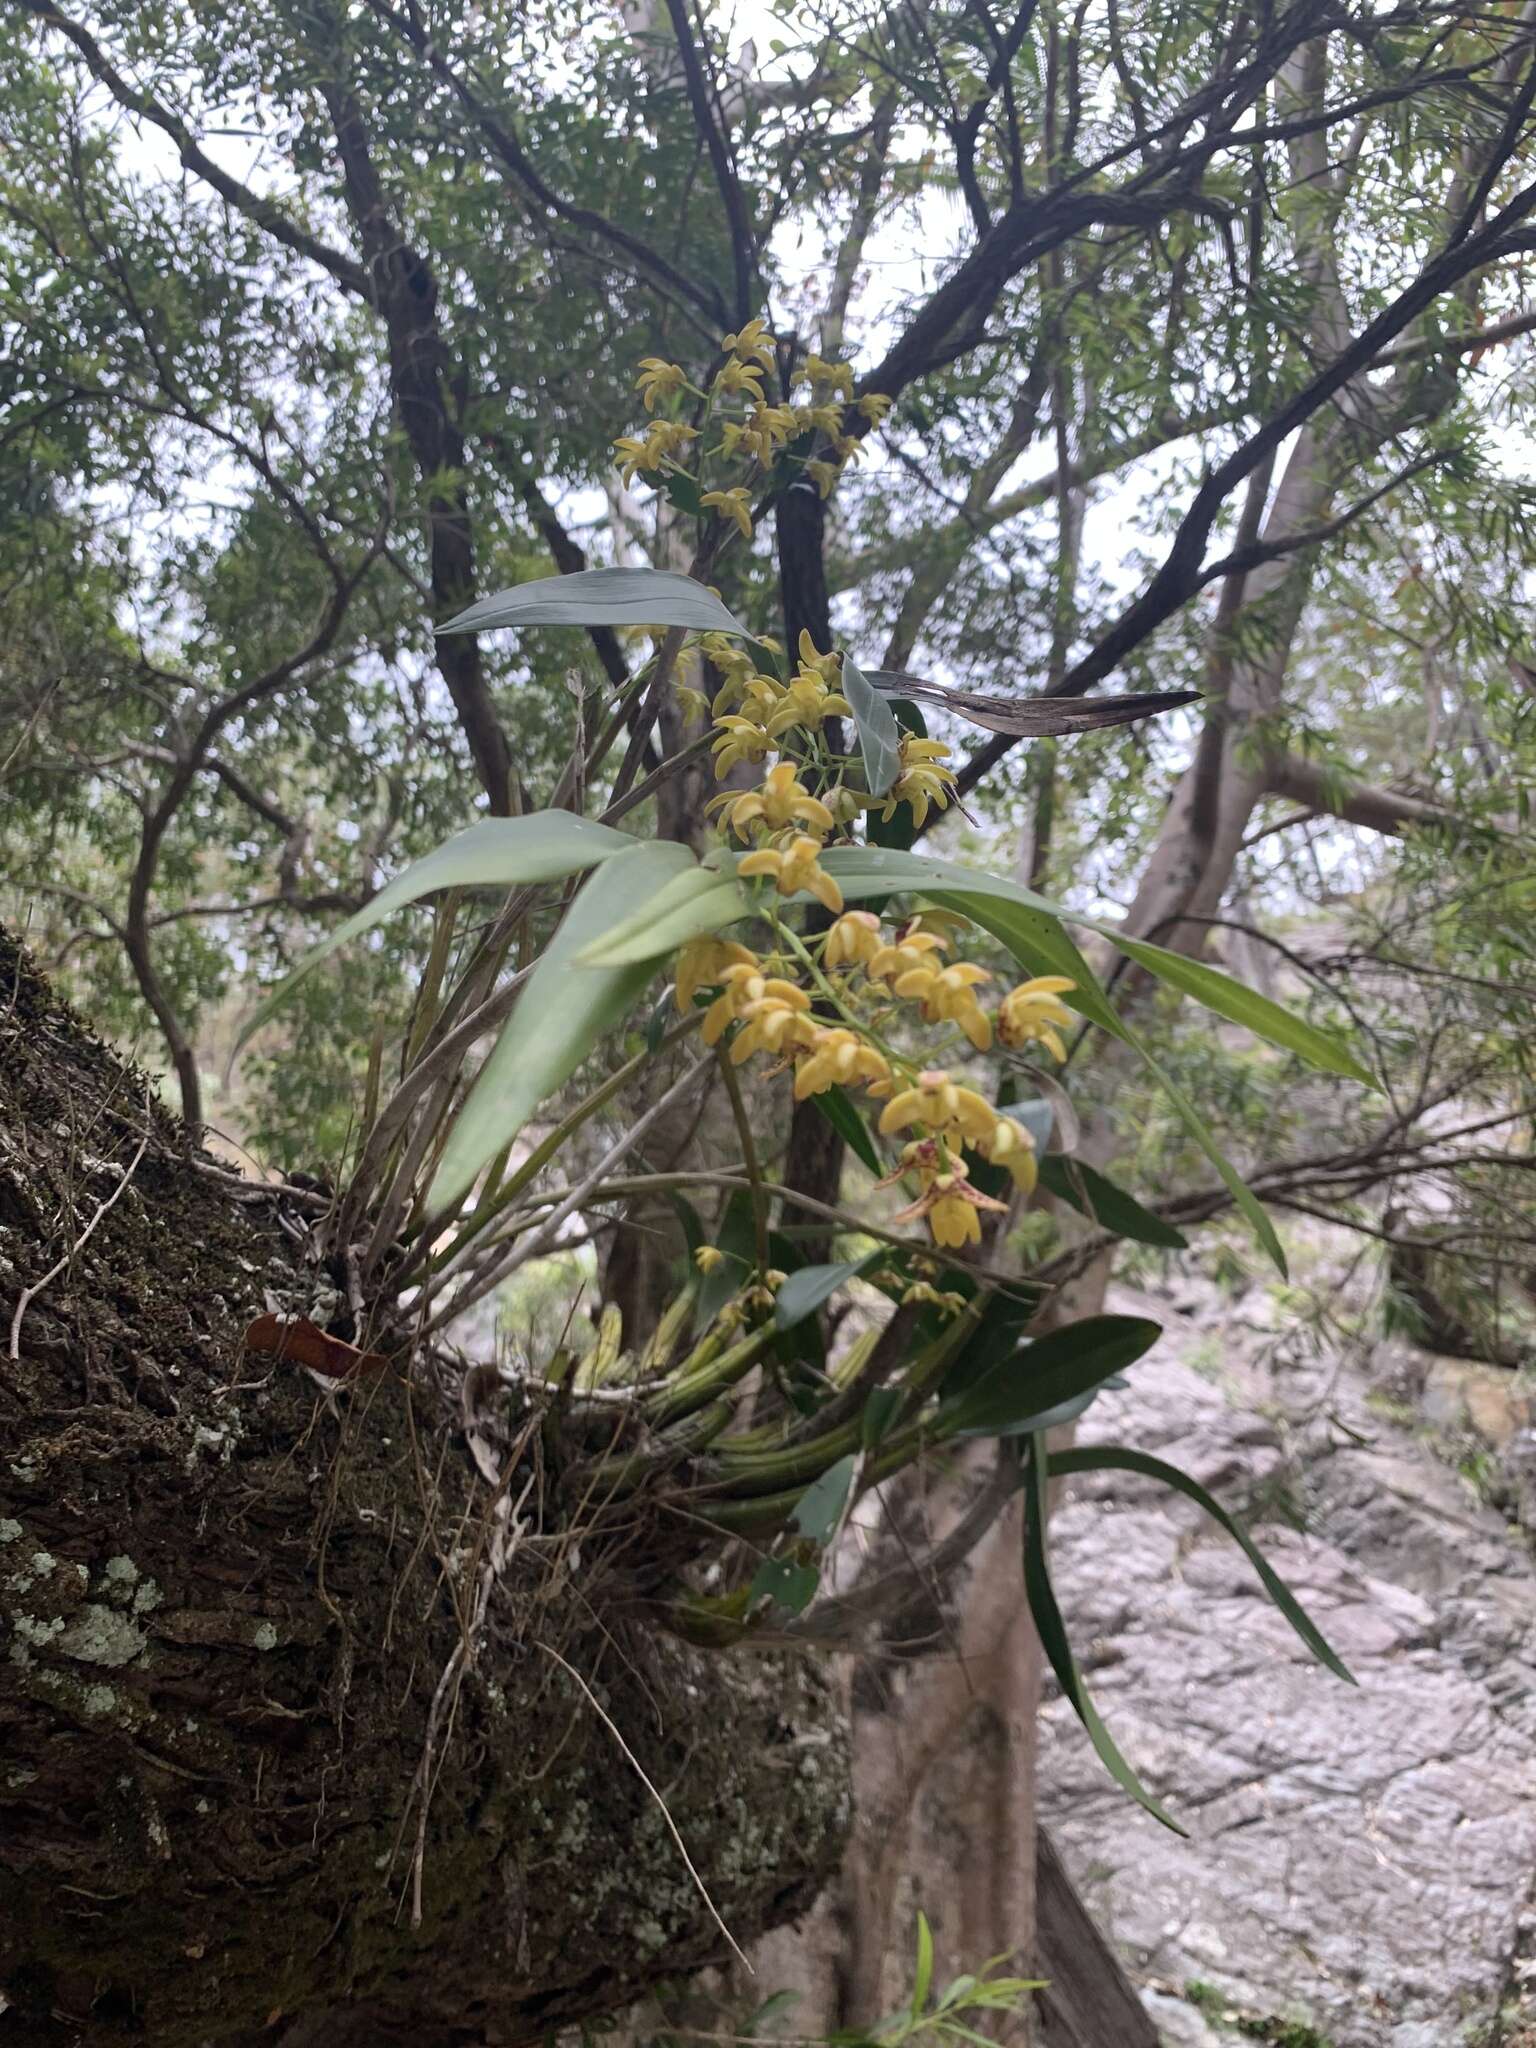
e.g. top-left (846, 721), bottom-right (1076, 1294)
top-left (1040, 1246), bottom-right (1536, 2048)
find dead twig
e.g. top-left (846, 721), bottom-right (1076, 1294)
top-left (539, 1638), bottom-right (751, 1973)
top-left (8, 1120), bottom-right (152, 1361)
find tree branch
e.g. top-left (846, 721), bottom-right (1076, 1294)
top-left (952, 184), bottom-right (1536, 800)
top-left (1262, 755), bottom-right (1490, 838)
top-left (316, 41), bottom-right (515, 815)
top-left (661, 0), bottom-right (758, 323)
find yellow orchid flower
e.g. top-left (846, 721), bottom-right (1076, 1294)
top-left (877, 1071), bottom-right (998, 1147)
top-left (858, 392), bottom-right (893, 424)
top-left (710, 714), bottom-right (773, 778)
top-left (635, 357), bottom-right (688, 410)
top-left (701, 486), bottom-right (753, 539)
top-left (700, 963), bottom-right (770, 1046)
top-left (800, 353), bottom-right (855, 399)
top-left (613, 419), bottom-right (697, 485)
top-left (997, 976), bottom-right (1076, 1060)
top-left (763, 674), bottom-right (852, 738)
top-left (723, 316), bottom-right (775, 369)
top-left (926, 1183), bottom-right (995, 1249)
top-left (730, 983), bottom-right (818, 1064)
top-left (867, 928), bottom-right (947, 983)
top-left (713, 359), bottom-right (765, 402)
top-left (711, 761), bottom-right (836, 838)
top-left (900, 1279), bottom-right (968, 1315)
top-left (737, 834), bottom-right (845, 913)
top-left (795, 631), bottom-right (841, 683)
top-left (805, 458), bottom-right (841, 498)
top-left (722, 405), bottom-right (797, 464)
top-left (878, 1136), bottom-right (1009, 1249)
top-left (824, 910), bottom-right (883, 970)
top-left (970, 1115), bottom-right (1038, 1194)
top-left (792, 1027), bottom-right (892, 1100)
top-left (675, 938), bottom-right (760, 1015)
top-left (892, 960), bottom-right (994, 1051)
top-left (869, 736), bottom-right (959, 830)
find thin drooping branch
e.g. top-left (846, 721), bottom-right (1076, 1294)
top-left (358, 0), bottom-right (728, 326)
top-left (15, 0), bottom-right (370, 296)
top-left (126, 553), bottom-right (380, 1129)
top-left (836, 398), bottom-right (1243, 595)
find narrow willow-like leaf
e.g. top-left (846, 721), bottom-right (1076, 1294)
top-left (911, 1912), bottom-right (934, 2019)
top-left (1024, 1436), bottom-right (1185, 1834)
top-left (1097, 932), bottom-right (1377, 1087)
top-left (439, 566), bottom-right (750, 638)
top-left (1050, 1444), bottom-right (1355, 1683)
top-left (1127, 1030), bottom-right (1287, 1273)
top-left (238, 813), bottom-right (633, 1049)
top-left (842, 652), bottom-right (902, 797)
top-left (430, 841), bottom-right (696, 1212)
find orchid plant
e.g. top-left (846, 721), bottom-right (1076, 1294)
top-left (244, 321), bottom-right (1371, 1823)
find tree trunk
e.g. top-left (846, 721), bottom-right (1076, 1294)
top-left (0, 928), bottom-right (848, 2045)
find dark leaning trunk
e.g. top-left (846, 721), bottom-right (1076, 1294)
top-left (0, 929), bottom-right (848, 2046)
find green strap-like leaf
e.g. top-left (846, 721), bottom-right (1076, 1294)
top-left (577, 870), bottom-right (751, 967)
top-left (438, 566), bottom-right (751, 638)
top-left (237, 812), bottom-right (634, 1049)
top-left (941, 1314), bottom-right (1161, 1438)
top-left (430, 840), bottom-right (696, 1212)
top-left (1037, 1156), bottom-right (1189, 1249)
top-left (790, 1452), bottom-right (860, 1541)
top-left (1049, 1444), bottom-right (1355, 1683)
top-left (1096, 932), bottom-right (1377, 1087)
top-left (693, 1186), bottom-right (759, 1335)
top-left (842, 652), bottom-right (903, 798)
top-left (1024, 1435), bottom-right (1185, 1834)
top-left (810, 1083), bottom-right (883, 1176)
top-left (773, 1251), bottom-right (882, 1332)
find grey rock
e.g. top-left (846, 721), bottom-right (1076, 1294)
top-left (1140, 1991), bottom-right (1224, 2047)
top-left (1040, 1283), bottom-right (1536, 2048)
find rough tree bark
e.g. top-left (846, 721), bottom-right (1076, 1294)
top-left (0, 927), bottom-right (848, 2046)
